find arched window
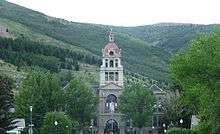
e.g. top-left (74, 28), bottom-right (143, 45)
top-left (105, 72), bottom-right (108, 81)
top-left (105, 94), bottom-right (117, 112)
top-left (110, 60), bottom-right (114, 67)
top-left (115, 59), bottom-right (118, 67)
top-left (109, 72), bottom-right (114, 81)
top-left (105, 59), bottom-right (108, 67)
top-left (109, 51), bottom-right (114, 56)
top-left (115, 72), bottom-right (119, 81)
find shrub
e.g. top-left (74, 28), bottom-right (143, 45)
top-left (40, 112), bottom-right (76, 134)
top-left (167, 127), bottom-right (196, 134)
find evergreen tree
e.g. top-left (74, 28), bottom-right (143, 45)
top-left (0, 75), bottom-right (15, 133)
top-left (0, 37), bottom-right (99, 72)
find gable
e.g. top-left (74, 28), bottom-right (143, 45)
top-left (100, 82), bottom-right (123, 90)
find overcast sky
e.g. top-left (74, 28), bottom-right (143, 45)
top-left (7, 0), bottom-right (220, 26)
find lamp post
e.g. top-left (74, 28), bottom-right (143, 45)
top-left (164, 129), bottom-right (167, 133)
top-left (66, 126), bottom-right (69, 134)
top-left (152, 126), bottom-right (154, 134)
top-left (54, 121), bottom-right (58, 134)
top-left (28, 106), bottom-right (33, 134)
top-left (162, 123), bottom-right (166, 134)
top-left (90, 119), bottom-right (94, 134)
top-left (129, 119), bottom-right (133, 134)
top-left (89, 125), bottom-right (93, 134)
top-left (180, 119), bottom-right (183, 134)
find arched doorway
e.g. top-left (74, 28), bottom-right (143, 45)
top-left (104, 119), bottom-right (119, 134)
top-left (105, 94), bottom-right (117, 112)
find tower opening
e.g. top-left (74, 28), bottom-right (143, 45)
top-left (109, 72), bottom-right (114, 81)
top-left (105, 59), bottom-right (109, 67)
top-left (115, 59), bottom-right (118, 67)
top-left (105, 72), bottom-right (109, 81)
top-left (110, 60), bottom-right (114, 67)
top-left (109, 51), bottom-right (114, 56)
top-left (115, 72), bottom-right (119, 81)
top-left (105, 94), bottom-right (117, 112)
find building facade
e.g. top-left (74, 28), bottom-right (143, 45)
top-left (97, 31), bottom-right (125, 134)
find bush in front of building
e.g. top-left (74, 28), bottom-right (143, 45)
top-left (167, 127), bottom-right (196, 134)
top-left (40, 112), bottom-right (75, 134)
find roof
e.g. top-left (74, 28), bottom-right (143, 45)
top-left (104, 42), bottom-right (120, 50)
top-left (150, 84), bottom-right (163, 93)
top-left (103, 42), bottom-right (120, 57)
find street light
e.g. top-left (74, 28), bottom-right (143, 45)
top-left (54, 121), bottom-right (58, 134)
top-left (180, 119), bottom-right (183, 124)
top-left (152, 126), bottom-right (154, 134)
top-left (129, 119), bottom-right (133, 134)
top-left (66, 126), bottom-right (69, 134)
top-left (180, 119), bottom-right (183, 134)
top-left (162, 123), bottom-right (166, 134)
top-left (28, 106), bottom-right (33, 134)
top-left (54, 121), bottom-right (58, 125)
top-left (90, 119), bottom-right (94, 134)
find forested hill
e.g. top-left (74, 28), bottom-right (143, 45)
top-left (0, 0), bottom-right (216, 82)
top-left (113, 23), bottom-right (215, 53)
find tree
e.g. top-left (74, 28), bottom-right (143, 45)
top-left (0, 75), bottom-right (15, 133)
top-left (170, 29), bottom-right (220, 134)
top-left (167, 127), bottom-right (194, 134)
top-left (162, 91), bottom-right (192, 128)
top-left (118, 82), bottom-right (156, 134)
top-left (14, 69), bottom-right (64, 132)
top-left (0, 37), bottom-right (99, 72)
top-left (65, 77), bottom-right (98, 134)
top-left (57, 70), bottom-right (73, 87)
top-left (40, 112), bottom-right (75, 134)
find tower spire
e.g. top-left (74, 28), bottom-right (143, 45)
top-left (109, 29), bottom-right (114, 42)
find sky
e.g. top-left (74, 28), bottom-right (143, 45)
top-left (7, 0), bottom-right (220, 26)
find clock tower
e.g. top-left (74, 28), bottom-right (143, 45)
top-left (97, 30), bottom-right (125, 134)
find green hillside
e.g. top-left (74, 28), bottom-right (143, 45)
top-left (0, 0), bottom-right (216, 82)
top-left (0, 0), bottom-right (172, 81)
top-left (114, 23), bottom-right (214, 53)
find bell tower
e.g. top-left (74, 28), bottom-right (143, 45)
top-left (100, 30), bottom-right (123, 87)
top-left (97, 30), bottom-right (125, 134)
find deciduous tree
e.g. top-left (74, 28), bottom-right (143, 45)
top-left (15, 69), bottom-right (63, 132)
top-left (170, 29), bottom-right (220, 134)
top-left (40, 112), bottom-right (75, 134)
top-left (119, 83), bottom-right (156, 134)
top-left (65, 77), bottom-right (98, 134)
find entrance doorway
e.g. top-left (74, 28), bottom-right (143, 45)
top-left (104, 119), bottom-right (119, 134)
